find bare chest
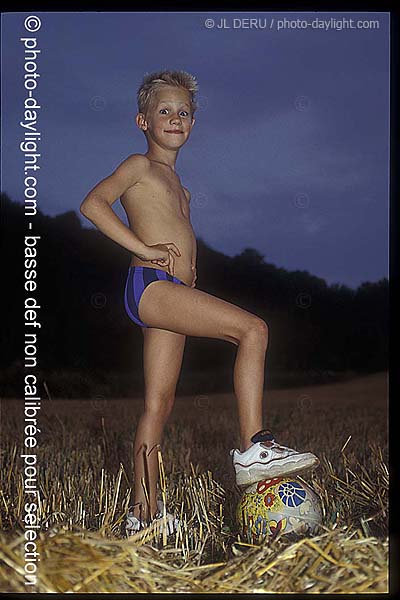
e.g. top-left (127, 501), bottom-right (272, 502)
top-left (121, 169), bottom-right (189, 222)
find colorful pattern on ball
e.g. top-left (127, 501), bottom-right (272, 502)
top-left (278, 481), bottom-right (307, 507)
top-left (236, 476), bottom-right (322, 543)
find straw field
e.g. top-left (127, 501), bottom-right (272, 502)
top-left (0, 371), bottom-right (388, 593)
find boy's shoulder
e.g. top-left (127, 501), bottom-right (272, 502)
top-left (122, 153), bottom-right (151, 168)
top-left (114, 153), bottom-right (151, 181)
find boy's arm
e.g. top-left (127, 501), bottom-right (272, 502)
top-left (80, 154), bottom-right (150, 259)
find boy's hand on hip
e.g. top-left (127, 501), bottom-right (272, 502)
top-left (138, 242), bottom-right (181, 276)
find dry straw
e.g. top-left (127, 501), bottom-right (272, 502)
top-left (0, 512), bottom-right (388, 593)
top-left (0, 382), bottom-right (389, 593)
top-left (0, 444), bottom-right (388, 594)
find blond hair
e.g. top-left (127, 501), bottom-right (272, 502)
top-left (137, 70), bottom-right (198, 116)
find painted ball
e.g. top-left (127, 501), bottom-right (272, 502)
top-left (237, 476), bottom-right (322, 542)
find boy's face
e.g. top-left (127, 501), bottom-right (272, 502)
top-left (136, 85), bottom-right (195, 150)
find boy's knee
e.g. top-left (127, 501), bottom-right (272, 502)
top-left (248, 317), bottom-right (269, 340)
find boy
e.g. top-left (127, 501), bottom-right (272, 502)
top-left (80, 70), bottom-right (319, 537)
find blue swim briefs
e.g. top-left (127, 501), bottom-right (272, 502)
top-left (124, 266), bottom-right (187, 328)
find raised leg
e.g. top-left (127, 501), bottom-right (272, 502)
top-left (234, 327), bottom-right (269, 451)
top-left (138, 281), bottom-right (269, 451)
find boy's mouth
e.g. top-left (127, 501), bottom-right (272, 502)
top-left (164, 130), bottom-right (184, 134)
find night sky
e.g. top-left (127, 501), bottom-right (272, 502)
top-left (2, 11), bottom-right (390, 288)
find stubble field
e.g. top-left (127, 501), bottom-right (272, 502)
top-left (0, 371), bottom-right (388, 593)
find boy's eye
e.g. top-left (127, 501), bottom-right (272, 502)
top-left (159, 109), bottom-right (189, 117)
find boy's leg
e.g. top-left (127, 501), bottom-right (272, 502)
top-left (132, 326), bottom-right (186, 522)
top-left (138, 281), bottom-right (269, 453)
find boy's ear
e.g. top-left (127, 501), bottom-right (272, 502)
top-left (191, 116), bottom-right (196, 128)
top-left (136, 113), bottom-right (148, 131)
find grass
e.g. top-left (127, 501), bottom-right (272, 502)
top-left (0, 371), bottom-right (388, 593)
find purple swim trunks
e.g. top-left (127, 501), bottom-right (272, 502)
top-left (124, 266), bottom-right (187, 328)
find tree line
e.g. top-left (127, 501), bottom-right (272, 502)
top-left (2, 193), bottom-right (388, 397)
